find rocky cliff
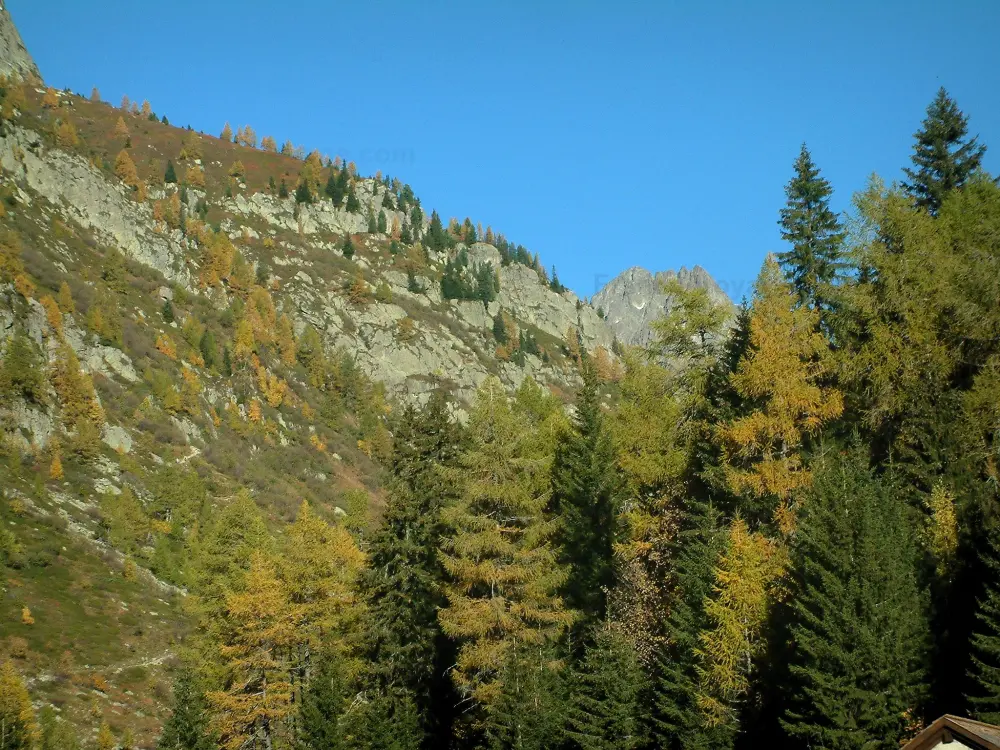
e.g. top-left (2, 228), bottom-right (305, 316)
top-left (0, 6), bottom-right (39, 82)
top-left (593, 265), bottom-right (732, 347)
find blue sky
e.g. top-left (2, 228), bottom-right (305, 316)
top-left (11, 0), bottom-right (1000, 300)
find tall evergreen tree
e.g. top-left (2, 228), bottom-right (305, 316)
top-left (567, 627), bottom-right (647, 750)
top-left (902, 87), bottom-right (987, 215)
top-left (298, 651), bottom-right (348, 750)
top-left (361, 391), bottom-right (463, 739)
top-left (967, 535), bottom-right (1000, 724)
top-left (652, 500), bottom-right (732, 750)
top-left (157, 668), bottom-right (215, 750)
top-left (552, 361), bottom-right (618, 630)
top-left (485, 646), bottom-right (569, 750)
top-left (776, 144), bottom-right (845, 311)
top-left (781, 450), bottom-right (928, 749)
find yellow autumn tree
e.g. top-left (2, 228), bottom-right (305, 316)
top-left (40, 295), bottom-right (62, 335)
top-left (114, 150), bottom-right (139, 188)
top-left (926, 483), bottom-right (959, 578)
top-left (113, 116), bottom-right (130, 140)
top-left (276, 314), bottom-right (296, 366)
top-left (48, 441), bottom-right (64, 480)
top-left (220, 122), bottom-right (233, 142)
top-left (232, 319), bottom-right (255, 362)
top-left (96, 721), bottom-right (115, 750)
top-left (716, 257), bottom-right (843, 531)
top-left (198, 230), bottom-right (235, 288)
top-left (184, 165), bottom-right (206, 188)
top-left (235, 125), bottom-right (257, 149)
top-left (695, 518), bottom-right (787, 730)
top-left (50, 342), bottom-right (104, 429)
top-left (41, 87), bottom-right (59, 109)
top-left (282, 501), bottom-right (365, 677)
top-left (57, 281), bottom-right (75, 314)
top-left (0, 661), bottom-right (38, 750)
top-left (438, 377), bottom-right (574, 711)
top-left (260, 136), bottom-right (277, 153)
top-left (141, 100), bottom-right (152, 118)
top-left (55, 120), bottom-right (78, 148)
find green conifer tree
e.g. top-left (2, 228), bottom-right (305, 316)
top-left (345, 187), bottom-right (361, 213)
top-left (652, 500), bottom-right (731, 750)
top-left (776, 144), bottom-right (845, 311)
top-left (361, 392), bottom-right (463, 736)
top-left (341, 236), bottom-right (355, 260)
top-left (164, 160), bottom-right (177, 184)
top-left (781, 450), bottom-right (928, 748)
top-left (298, 651), bottom-right (348, 750)
top-left (902, 87), bottom-right (987, 215)
top-left (567, 627), bottom-right (647, 750)
top-left (967, 535), bottom-right (1000, 724)
top-left (157, 668), bottom-right (215, 750)
top-left (552, 361), bottom-right (618, 629)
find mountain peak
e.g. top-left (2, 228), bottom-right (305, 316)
top-left (593, 264), bottom-right (732, 347)
top-left (0, 5), bottom-right (40, 82)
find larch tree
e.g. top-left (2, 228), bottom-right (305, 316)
top-left (282, 500), bottom-right (365, 696)
top-left (208, 552), bottom-right (296, 750)
top-left (361, 391), bottom-right (463, 736)
top-left (776, 144), bottom-right (845, 312)
top-left (693, 518), bottom-right (787, 736)
top-left (220, 122), bottom-right (233, 142)
top-left (902, 87), bottom-right (987, 215)
top-left (438, 376), bottom-right (574, 714)
top-left (114, 149), bottom-right (139, 187)
top-left (0, 661), bottom-right (38, 750)
top-left (715, 256), bottom-right (843, 530)
top-left (781, 450), bottom-right (928, 748)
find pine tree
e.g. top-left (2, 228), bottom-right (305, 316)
top-left (776, 144), bottom-right (845, 311)
top-left (361, 392), bottom-right (462, 735)
top-left (0, 661), bottom-right (37, 750)
top-left (968, 535), bottom-right (1000, 724)
top-left (782, 450), bottom-right (928, 748)
top-left (567, 627), bottom-right (647, 750)
top-left (552, 360), bottom-right (618, 630)
top-left (902, 87), bottom-right (987, 215)
top-left (438, 377), bottom-right (574, 713)
top-left (157, 668), bottom-right (215, 750)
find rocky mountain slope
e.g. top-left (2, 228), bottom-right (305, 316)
top-left (593, 265), bottom-right (732, 347)
top-left (0, 6), bottom-right (38, 82)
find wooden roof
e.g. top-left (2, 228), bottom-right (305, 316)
top-left (904, 715), bottom-right (1000, 750)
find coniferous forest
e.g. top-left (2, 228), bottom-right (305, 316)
top-left (1, 28), bottom-right (1000, 746)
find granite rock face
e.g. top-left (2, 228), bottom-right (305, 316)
top-left (593, 265), bottom-right (733, 348)
top-left (0, 7), bottom-right (40, 82)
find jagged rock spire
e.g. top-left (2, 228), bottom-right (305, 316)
top-left (0, 4), bottom-right (41, 82)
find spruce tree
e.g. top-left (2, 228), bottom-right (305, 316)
top-left (485, 646), bottom-right (568, 750)
top-left (967, 535), bottom-right (1000, 723)
top-left (348, 693), bottom-right (422, 750)
top-left (345, 187), bottom-right (361, 213)
top-left (341, 236), bottom-right (355, 260)
top-left (777, 144), bottom-right (845, 311)
top-left (157, 668), bottom-right (214, 750)
top-left (552, 360), bottom-right (618, 629)
top-left (295, 181), bottom-right (313, 205)
top-left (902, 87), bottom-right (987, 215)
top-left (361, 392), bottom-right (462, 737)
top-left (652, 500), bottom-right (732, 750)
top-left (298, 651), bottom-right (348, 750)
top-left (164, 160), bottom-right (177, 184)
top-left (567, 627), bottom-right (647, 750)
top-left (781, 450), bottom-right (928, 748)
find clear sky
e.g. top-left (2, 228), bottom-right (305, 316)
top-left (10, 0), bottom-right (1000, 300)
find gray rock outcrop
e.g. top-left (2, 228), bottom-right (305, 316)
top-left (0, 7), bottom-right (40, 82)
top-left (593, 265), bottom-right (732, 347)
